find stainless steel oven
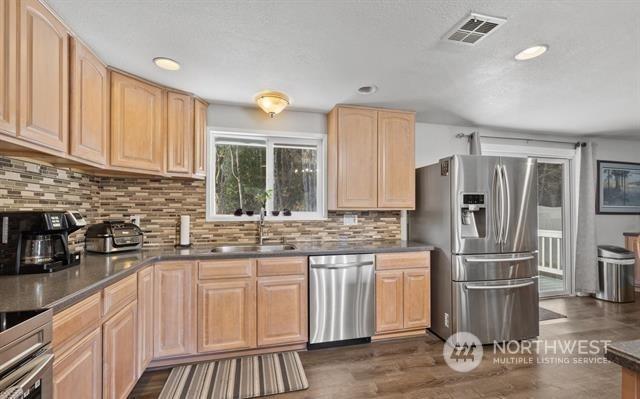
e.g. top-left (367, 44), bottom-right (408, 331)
top-left (0, 309), bottom-right (53, 399)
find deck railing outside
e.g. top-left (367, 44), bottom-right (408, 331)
top-left (538, 229), bottom-right (563, 276)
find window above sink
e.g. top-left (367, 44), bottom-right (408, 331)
top-left (206, 129), bottom-right (327, 222)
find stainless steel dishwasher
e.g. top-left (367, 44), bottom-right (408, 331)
top-left (309, 254), bottom-right (375, 346)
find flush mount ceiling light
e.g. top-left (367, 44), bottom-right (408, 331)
top-left (357, 85), bottom-right (378, 95)
top-left (153, 57), bottom-right (181, 71)
top-left (254, 90), bottom-right (290, 118)
top-left (514, 45), bottom-right (548, 61)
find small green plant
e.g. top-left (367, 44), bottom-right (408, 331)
top-left (256, 189), bottom-right (273, 208)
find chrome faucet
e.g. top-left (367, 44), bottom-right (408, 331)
top-left (258, 207), bottom-right (266, 245)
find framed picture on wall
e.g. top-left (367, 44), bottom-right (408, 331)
top-left (597, 160), bottom-right (640, 214)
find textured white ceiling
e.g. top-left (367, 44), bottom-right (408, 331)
top-left (47, 0), bottom-right (640, 135)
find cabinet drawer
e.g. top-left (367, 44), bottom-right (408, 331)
top-left (53, 292), bottom-right (101, 350)
top-left (199, 259), bottom-right (255, 280)
top-left (102, 274), bottom-right (137, 319)
top-left (376, 251), bottom-right (430, 270)
top-left (257, 257), bottom-right (306, 277)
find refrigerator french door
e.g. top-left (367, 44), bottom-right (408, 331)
top-left (409, 155), bottom-right (539, 344)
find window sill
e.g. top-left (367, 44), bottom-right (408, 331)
top-left (206, 215), bottom-right (329, 223)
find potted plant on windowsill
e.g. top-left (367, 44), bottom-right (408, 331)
top-left (256, 189), bottom-right (273, 216)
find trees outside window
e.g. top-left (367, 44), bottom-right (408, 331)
top-left (207, 132), bottom-right (325, 220)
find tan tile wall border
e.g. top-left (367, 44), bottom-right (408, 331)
top-left (0, 156), bottom-right (401, 248)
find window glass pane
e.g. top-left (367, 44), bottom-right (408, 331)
top-left (214, 143), bottom-right (266, 214)
top-left (273, 146), bottom-right (318, 212)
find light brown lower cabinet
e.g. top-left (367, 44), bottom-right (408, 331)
top-left (137, 266), bottom-right (154, 374)
top-left (375, 251), bottom-right (431, 337)
top-left (154, 262), bottom-right (196, 359)
top-left (197, 279), bottom-right (256, 353)
top-left (52, 327), bottom-right (102, 399)
top-left (375, 270), bottom-right (405, 333)
top-left (257, 275), bottom-right (307, 347)
top-left (403, 269), bottom-right (431, 329)
top-left (103, 301), bottom-right (138, 399)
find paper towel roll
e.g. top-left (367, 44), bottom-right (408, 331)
top-left (180, 215), bottom-right (190, 246)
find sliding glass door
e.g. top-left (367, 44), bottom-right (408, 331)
top-left (537, 158), bottom-right (572, 296)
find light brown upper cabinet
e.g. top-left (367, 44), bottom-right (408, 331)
top-left (378, 111), bottom-right (415, 208)
top-left (193, 98), bottom-right (208, 177)
top-left (328, 107), bottom-right (378, 209)
top-left (110, 71), bottom-right (164, 173)
top-left (18, 0), bottom-right (70, 153)
top-left (69, 37), bottom-right (108, 166)
top-left (0, 0), bottom-right (17, 137)
top-left (166, 91), bottom-right (193, 175)
top-left (328, 105), bottom-right (415, 210)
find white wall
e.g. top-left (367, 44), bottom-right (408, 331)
top-left (208, 103), bottom-right (326, 135)
top-left (592, 137), bottom-right (640, 246)
top-left (414, 122), bottom-right (474, 167)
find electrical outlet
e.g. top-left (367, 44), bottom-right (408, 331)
top-left (130, 215), bottom-right (141, 227)
top-left (343, 214), bottom-right (358, 225)
top-left (444, 312), bottom-right (450, 328)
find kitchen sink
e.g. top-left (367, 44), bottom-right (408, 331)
top-left (211, 244), bottom-right (297, 253)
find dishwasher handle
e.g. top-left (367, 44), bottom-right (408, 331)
top-left (310, 261), bottom-right (374, 269)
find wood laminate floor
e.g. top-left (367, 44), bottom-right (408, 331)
top-left (130, 296), bottom-right (640, 398)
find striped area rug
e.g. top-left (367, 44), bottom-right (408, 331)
top-left (158, 352), bottom-right (309, 399)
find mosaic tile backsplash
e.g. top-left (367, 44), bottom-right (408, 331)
top-left (0, 156), bottom-right (401, 248)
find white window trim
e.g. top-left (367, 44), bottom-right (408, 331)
top-left (206, 128), bottom-right (328, 222)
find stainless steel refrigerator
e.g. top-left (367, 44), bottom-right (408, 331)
top-left (409, 155), bottom-right (539, 344)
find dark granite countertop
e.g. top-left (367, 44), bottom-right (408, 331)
top-left (606, 340), bottom-right (640, 373)
top-left (624, 232), bottom-right (640, 237)
top-left (0, 240), bottom-right (433, 313)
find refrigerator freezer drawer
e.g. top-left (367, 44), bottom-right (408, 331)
top-left (452, 277), bottom-right (539, 344)
top-left (453, 252), bottom-right (538, 281)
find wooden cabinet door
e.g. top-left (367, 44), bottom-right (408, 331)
top-left (257, 275), bottom-right (307, 347)
top-left (336, 107), bottom-right (378, 208)
top-left (197, 279), bottom-right (256, 353)
top-left (166, 91), bottom-right (193, 174)
top-left (403, 269), bottom-right (430, 329)
top-left (0, 0), bottom-right (16, 136)
top-left (154, 262), bottom-right (195, 358)
top-left (103, 301), bottom-right (137, 399)
top-left (18, 0), bottom-right (69, 152)
top-left (110, 71), bottom-right (164, 172)
top-left (137, 266), bottom-right (154, 375)
top-left (625, 236), bottom-right (640, 288)
top-left (193, 98), bottom-right (208, 177)
top-left (53, 327), bottom-right (101, 399)
top-left (375, 270), bottom-right (404, 333)
top-left (377, 110), bottom-right (415, 209)
top-left (69, 38), bottom-right (108, 165)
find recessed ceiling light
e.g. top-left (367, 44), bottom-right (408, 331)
top-left (357, 85), bottom-right (378, 95)
top-left (153, 57), bottom-right (181, 71)
top-left (514, 45), bottom-right (548, 61)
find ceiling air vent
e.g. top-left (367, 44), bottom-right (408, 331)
top-left (444, 13), bottom-right (506, 46)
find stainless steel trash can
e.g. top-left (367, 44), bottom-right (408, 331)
top-left (596, 245), bottom-right (636, 303)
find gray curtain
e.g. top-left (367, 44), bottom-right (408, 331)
top-left (575, 141), bottom-right (597, 294)
top-left (469, 132), bottom-right (482, 155)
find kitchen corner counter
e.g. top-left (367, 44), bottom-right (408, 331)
top-left (606, 340), bottom-right (640, 373)
top-left (0, 240), bottom-right (433, 313)
top-left (623, 232), bottom-right (640, 237)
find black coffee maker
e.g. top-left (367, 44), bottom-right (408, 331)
top-left (0, 211), bottom-right (86, 275)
